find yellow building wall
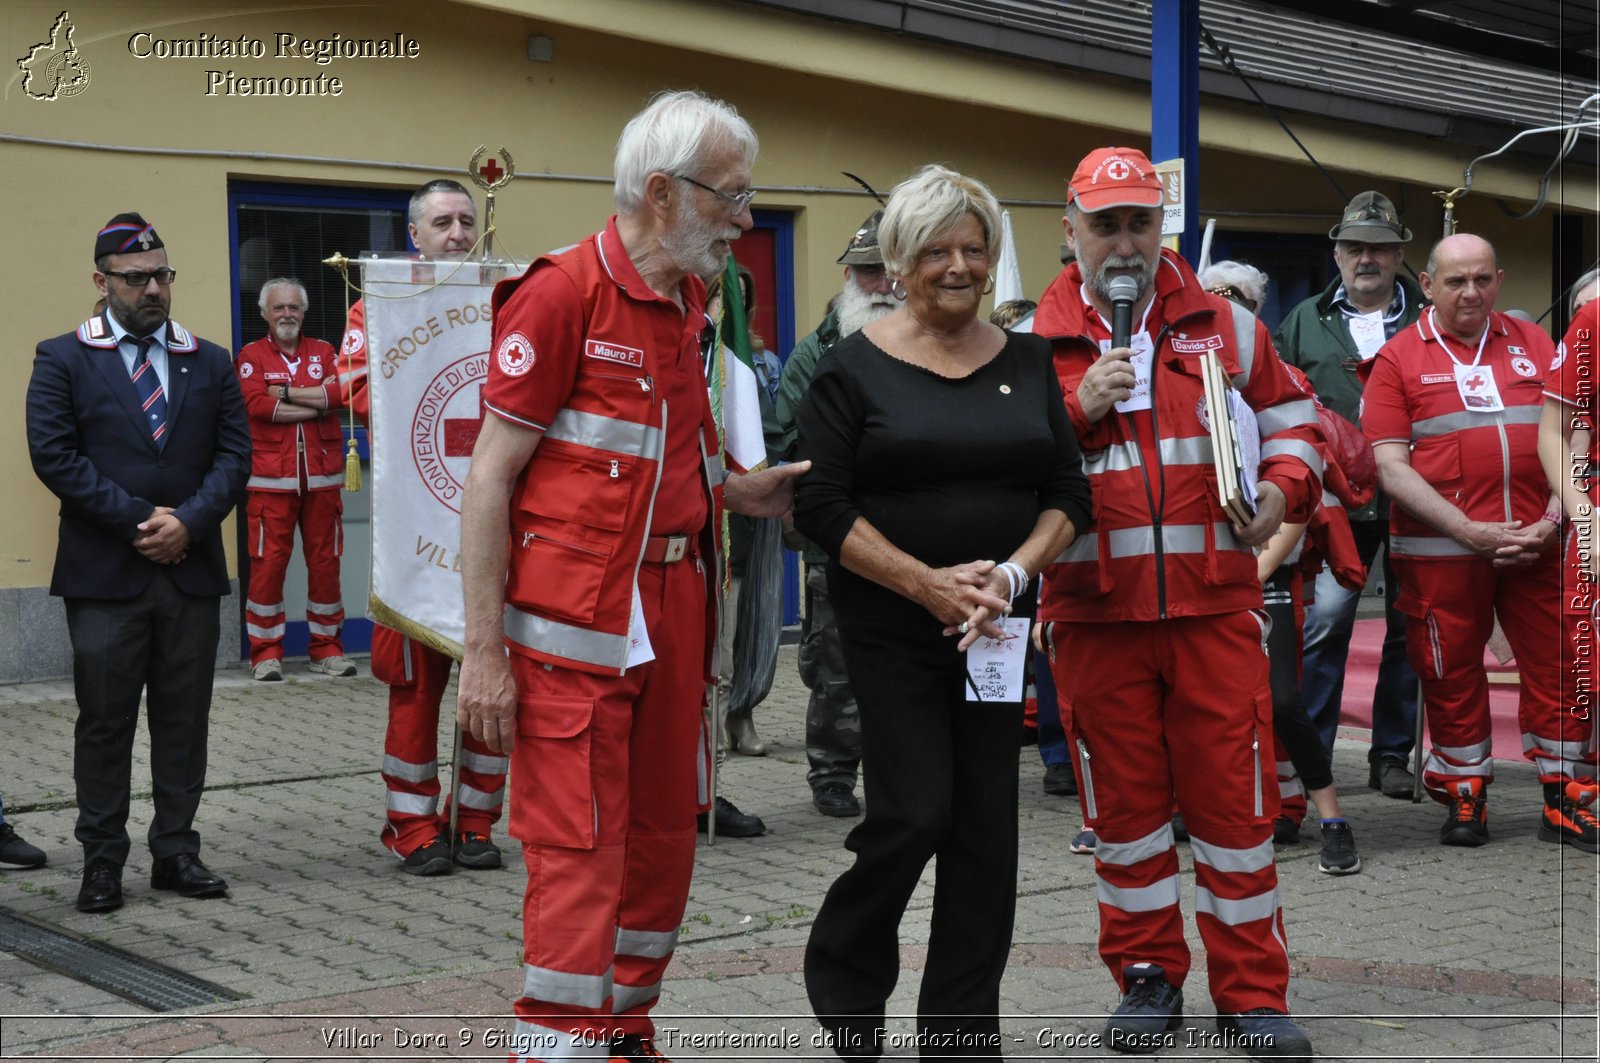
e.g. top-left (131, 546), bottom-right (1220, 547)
top-left (2, 0), bottom-right (1594, 592)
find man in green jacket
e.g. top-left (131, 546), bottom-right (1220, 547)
top-left (773, 209), bottom-right (899, 817)
top-left (1275, 191), bottom-right (1425, 798)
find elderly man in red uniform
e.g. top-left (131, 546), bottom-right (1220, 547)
top-left (339, 179), bottom-right (508, 876)
top-left (1035, 147), bottom-right (1321, 1060)
top-left (457, 91), bottom-right (804, 1063)
top-left (1364, 232), bottom-right (1593, 848)
top-left (237, 278), bottom-right (356, 682)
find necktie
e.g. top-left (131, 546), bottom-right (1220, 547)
top-left (130, 337), bottom-right (168, 449)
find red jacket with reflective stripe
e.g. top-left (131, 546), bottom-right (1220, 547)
top-left (236, 336), bottom-right (345, 491)
top-left (1359, 309), bottom-right (1554, 558)
top-left (1036, 250), bottom-right (1322, 622)
top-left (486, 233), bottom-right (723, 677)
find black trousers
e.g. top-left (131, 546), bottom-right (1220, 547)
top-left (806, 587), bottom-right (1021, 1062)
top-left (66, 570), bottom-right (220, 866)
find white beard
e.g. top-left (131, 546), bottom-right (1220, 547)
top-left (834, 279), bottom-right (900, 338)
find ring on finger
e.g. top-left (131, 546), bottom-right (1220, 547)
top-left (957, 621), bottom-right (970, 634)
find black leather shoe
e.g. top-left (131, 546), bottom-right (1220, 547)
top-left (812, 782), bottom-right (862, 818)
top-left (696, 796), bottom-right (766, 838)
top-left (1369, 758), bottom-right (1415, 799)
top-left (77, 860), bottom-right (123, 913)
top-left (150, 853), bottom-right (229, 898)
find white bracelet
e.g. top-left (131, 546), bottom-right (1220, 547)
top-left (997, 561), bottom-right (1029, 604)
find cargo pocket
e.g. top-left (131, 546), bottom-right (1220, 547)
top-left (246, 494), bottom-right (270, 559)
top-left (1393, 584), bottom-right (1443, 680)
top-left (511, 692), bottom-right (597, 849)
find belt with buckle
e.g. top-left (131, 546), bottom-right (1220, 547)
top-left (641, 534), bottom-right (691, 564)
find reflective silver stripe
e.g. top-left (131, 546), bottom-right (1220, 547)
top-left (306, 598), bottom-right (343, 614)
top-left (704, 452), bottom-right (724, 484)
top-left (1275, 760), bottom-right (1295, 774)
top-left (612, 979), bottom-right (661, 1011)
top-left (1189, 835), bottom-right (1276, 874)
top-left (1055, 522), bottom-right (1248, 564)
top-left (387, 791), bottom-right (438, 816)
top-left (615, 926), bottom-right (678, 959)
top-left (382, 755), bottom-right (436, 783)
top-left (1261, 438), bottom-right (1325, 480)
top-left (510, 1020), bottom-right (610, 1061)
top-left (461, 749), bottom-right (510, 775)
top-left (1160, 434), bottom-right (1214, 466)
top-left (247, 474), bottom-right (301, 490)
top-left (1532, 753), bottom-right (1591, 776)
top-left (522, 963), bottom-right (612, 1009)
top-left (485, 399), bottom-right (547, 432)
top-left (505, 605), bottom-right (629, 670)
top-left (1434, 738), bottom-right (1493, 763)
top-left (1094, 823), bottom-right (1173, 866)
top-left (1424, 752), bottom-right (1494, 778)
top-left (545, 408), bottom-right (660, 458)
top-left (1195, 885), bottom-right (1279, 926)
top-left (457, 783), bottom-right (504, 811)
top-left (1096, 873), bottom-right (1180, 913)
top-left (1227, 300), bottom-right (1257, 380)
top-left (306, 472), bottom-right (344, 490)
top-left (1254, 399), bottom-right (1318, 435)
top-left (1279, 778), bottom-right (1305, 798)
top-left (307, 620), bottom-right (341, 636)
top-left (1083, 441), bottom-right (1142, 475)
top-left (337, 366), bottom-right (367, 388)
top-left (1524, 734), bottom-right (1593, 759)
top-left (246, 622), bottom-right (286, 639)
top-left (246, 599), bottom-right (283, 617)
top-left (1390, 535), bottom-right (1477, 557)
top-left (1321, 488), bottom-right (1341, 508)
top-left (1412, 404), bottom-right (1543, 440)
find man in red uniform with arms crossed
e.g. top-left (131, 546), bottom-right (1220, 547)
top-left (339, 180), bottom-right (508, 876)
top-left (1035, 147), bottom-right (1322, 1060)
top-left (456, 92), bottom-right (804, 1063)
top-left (237, 278), bottom-right (356, 682)
top-left (1364, 233), bottom-right (1595, 849)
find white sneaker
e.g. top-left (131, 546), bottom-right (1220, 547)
top-left (251, 659), bottom-right (283, 682)
top-left (307, 655), bottom-right (358, 677)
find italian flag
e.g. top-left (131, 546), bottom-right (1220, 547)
top-left (709, 253), bottom-right (768, 474)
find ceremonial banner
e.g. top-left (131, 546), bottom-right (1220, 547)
top-left (362, 257), bottom-right (524, 658)
top-left (711, 254), bottom-right (767, 475)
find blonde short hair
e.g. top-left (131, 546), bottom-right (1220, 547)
top-left (878, 165), bottom-right (1003, 278)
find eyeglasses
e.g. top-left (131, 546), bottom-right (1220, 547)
top-left (104, 268), bottom-right (177, 287)
top-left (672, 174), bottom-right (755, 213)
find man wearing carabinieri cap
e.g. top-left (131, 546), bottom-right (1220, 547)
top-left (26, 213), bottom-right (250, 913)
top-left (1275, 191), bottom-right (1424, 799)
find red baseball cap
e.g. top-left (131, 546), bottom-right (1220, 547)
top-left (1066, 147), bottom-right (1163, 212)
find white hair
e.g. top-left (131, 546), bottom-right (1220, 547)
top-left (1570, 267), bottom-right (1600, 316)
top-left (258, 277), bottom-right (307, 312)
top-left (877, 164), bottom-right (1003, 279)
top-left (612, 90), bottom-right (758, 214)
top-left (1197, 260), bottom-right (1269, 308)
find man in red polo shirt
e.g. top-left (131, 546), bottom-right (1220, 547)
top-left (1362, 232), bottom-right (1591, 848)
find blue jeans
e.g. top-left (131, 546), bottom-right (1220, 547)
top-left (1034, 646), bottom-right (1070, 767)
top-left (1301, 520), bottom-right (1418, 763)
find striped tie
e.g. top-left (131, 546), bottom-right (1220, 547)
top-left (130, 336), bottom-right (168, 449)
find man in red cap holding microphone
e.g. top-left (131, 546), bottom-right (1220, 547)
top-left (1034, 148), bottom-right (1321, 1060)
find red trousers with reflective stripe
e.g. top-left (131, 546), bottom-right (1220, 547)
top-left (245, 489), bottom-right (344, 665)
top-left (1052, 612), bottom-right (1290, 1014)
top-left (374, 624), bottom-right (506, 855)
top-left (1392, 553), bottom-right (1593, 794)
top-left (510, 556), bottom-right (706, 1049)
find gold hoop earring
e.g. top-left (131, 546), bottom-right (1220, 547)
top-left (891, 278), bottom-right (908, 300)
top-left (982, 276), bottom-right (995, 296)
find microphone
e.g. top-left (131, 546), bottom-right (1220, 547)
top-left (1107, 275), bottom-right (1139, 351)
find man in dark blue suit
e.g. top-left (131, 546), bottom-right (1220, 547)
top-left (27, 213), bottom-right (251, 913)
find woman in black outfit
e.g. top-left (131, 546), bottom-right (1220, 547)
top-left (794, 164), bottom-right (1092, 1061)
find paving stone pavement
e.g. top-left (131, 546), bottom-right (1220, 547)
top-left (0, 647), bottom-right (1595, 1061)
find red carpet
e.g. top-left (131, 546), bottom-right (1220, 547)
top-left (1339, 618), bottom-right (1526, 761)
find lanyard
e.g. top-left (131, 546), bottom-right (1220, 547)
top-left (1425, 306), bottom-right (1489, 368)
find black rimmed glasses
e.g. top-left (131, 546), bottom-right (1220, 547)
top-left (104, 268), bottom-right (177, 287)
top-left (672, 173), bottom-right (755, 213)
